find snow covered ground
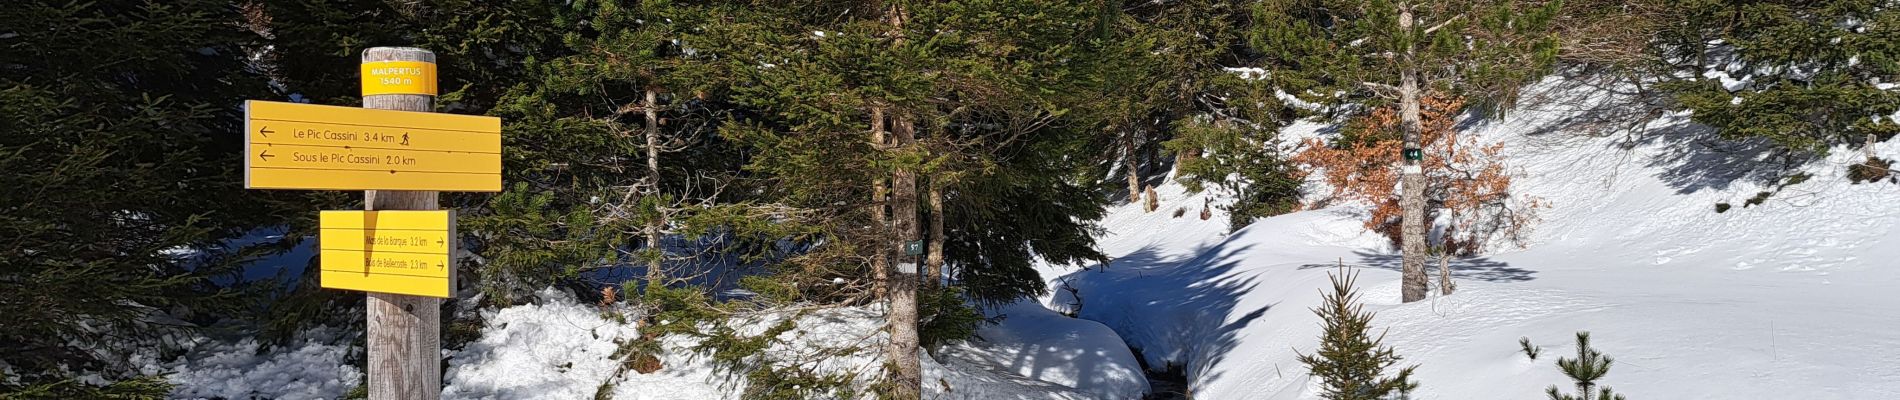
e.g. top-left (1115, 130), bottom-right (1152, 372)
top-left (163, 326), bottom-right (361, 399)
top-left (443, 290), bottom-right (1145, 400)
top-left (161, 76), bottom-right (1899, 399)
top-left (1047, 77), bottom-right (1900, 399)
top-left (166, 288), bottom-right (1145, 399)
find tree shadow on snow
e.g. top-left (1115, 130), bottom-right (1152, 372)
top-left (1298, 250), bottom-right (1536, 283)
top-left (1636, 124), bottom-right (1810, 194)
top-left (1047, 239), bottom-right (1272, 397)
top-left (1504, 74), bottom-right (1807, 195)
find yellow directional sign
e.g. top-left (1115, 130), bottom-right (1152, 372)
top-left (320, 210), bottom-right (456, 298)
top-left (244, 100), bottom-right (501, 191)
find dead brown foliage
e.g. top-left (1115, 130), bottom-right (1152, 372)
top-left (1292, 95), bottom-right (1543, 255)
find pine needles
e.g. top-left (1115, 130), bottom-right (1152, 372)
top-left (1297, 266), bottom-right (1419, 400)
top-left (1546, 332), bottom-right (1626, 400)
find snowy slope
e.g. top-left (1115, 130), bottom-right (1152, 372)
top-left (937, 301), bottom-right (1149, 399)
top-left (443, 292), bottom-right (1145, 400)
top-left (166, 288), bottom-right (1145, 399)
top-left (1048, 77), bottom-right (1900, 399)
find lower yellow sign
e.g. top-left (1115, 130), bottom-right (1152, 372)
top-left (320, 210), bottom-right (456, 298)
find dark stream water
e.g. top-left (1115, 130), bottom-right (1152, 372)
top-left (1131, 347), bottom-right (1191, 400)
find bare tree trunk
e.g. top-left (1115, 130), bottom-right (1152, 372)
top-left (884, 4), bottom-right (922, 396)
top-left (925, 182), bottom-right (944, 289)
top-left (887, 116), bottom-right (923, 400)
top-left (1173, 146), bottom-right (1200, 178)
top-left (1867, 133), bottom-right (1879, 160)
top-left (643, 89), bottom-right (666, 291)
top-left (1438, 252), bottom-right (1455, 295)
top-left (1124, 131), bottom-right (1141, 204)
top-left (871, 107), bottom-right (890, 300)
top-left (1398, 5), bottom-right (1429, 303)
top-left (1143, 185), bottom-right (1158, 213)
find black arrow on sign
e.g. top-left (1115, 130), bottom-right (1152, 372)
top-left (259, 150), bottom-right (274, 161)
top-left (259, 126), bottom-right (273, 137)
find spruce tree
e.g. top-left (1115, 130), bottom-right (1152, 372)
top-left (717, 2), bottom-right (1119, 396)
top-left (1546, 332), bottom-right (1626, 400)
top-left (1655, 0), bottom-right (1900, 155)
top-left (1297, 268), bottom-right (1420, 400)
top-left (1, 0), bottom-right (312, 389)
top-left (1251, 0), bottom-right (1562, 303)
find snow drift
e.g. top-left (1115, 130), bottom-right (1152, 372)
top-left (1049, 77), bottom-right (1900, 399)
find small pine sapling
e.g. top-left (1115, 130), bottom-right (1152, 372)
top-left (1297, 265), bottom-right (1420, 399)
top-left (1520, 337), bottom-right (1541, 361)
top-left (1547, 332), bottom-right (1626, 400)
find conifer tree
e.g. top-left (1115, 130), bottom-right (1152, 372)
top-left (1547, 332), bottom-right (1627, 400)
top-left (474, 0), bottom-right (762, 301)
top-left (1, 0), bottom-right (312, 390)
top-left (717, 2), bottom-right (1116, 396)
top-left (1252, 0), bottom-right (1562, 302)
top-left (1654, 0), bottom-right (1899, 155)
top-left (1298, 267), bottom-right (1420, 400)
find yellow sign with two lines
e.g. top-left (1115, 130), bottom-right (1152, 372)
top-left (320, 210), bottom-right (456, 298)
top-left (245, 100), bottom-right (501, 191)
top-left (361, 60), bottom-right (438, 96)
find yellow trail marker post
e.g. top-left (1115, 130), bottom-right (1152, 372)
top-left (243, 45), bottom-right (491, 400)
top-left (358, 47), bottom-right (444, 400)
top-left (319, 210), bottom-right (456, 298)
top-left (244, 100), bottom-right (501, 191)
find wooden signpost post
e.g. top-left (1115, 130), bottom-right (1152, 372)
top-left (243, 47), bottom-right (493, 400)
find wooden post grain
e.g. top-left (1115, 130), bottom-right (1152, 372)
top-left (362, 47), bottom-right (442, 400)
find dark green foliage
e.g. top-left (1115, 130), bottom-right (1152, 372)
top-left (1744, 192), bottom-right (1772, 207)
top-left (944, 158), bottom-right (1110, 306)
top-left (701, 316), bottom-right (860, 400)
top-left (1252, 0), bottom-right (1564, 116)
top-left (1089, 0), bottom-right (1288, 223)
top-left (1848, 157), bottom-right (1894, 184)
top-left (458, 184), bottom-right (620, 304)
top-left (0, 0), bottom-right (321, 386)
top-left (1547, 332), bottom-right (1626, 400)
top-left (1167, 118), bottom-right (1306, 230)
top-left (0, 375), bottom-right (172, 400)
top-left (1297, 269), bottom-right (1420, 399)
top-left (1714, 203), bottom-right (1732, 213)
top-left (1521, 337), bottom-right (1543, 360)
top-left (918, 287), bottom-right (985, 350)
top-left (1655, 1), bottom-right (1900, 154)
